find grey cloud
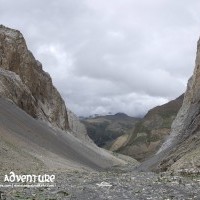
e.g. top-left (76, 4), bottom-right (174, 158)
top-left (1, 0), bottom-right (200, 117)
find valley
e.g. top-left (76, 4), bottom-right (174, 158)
top-left (0, 25), bottom-right (200, 200)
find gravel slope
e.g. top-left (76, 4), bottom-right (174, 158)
top-left (0, 98), bottom-right (124, 172)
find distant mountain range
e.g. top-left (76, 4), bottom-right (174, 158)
top-left (81, 113), bottom-right (140, 147)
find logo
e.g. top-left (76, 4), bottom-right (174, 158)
top-left (0, 172), bottom-right (56, 188)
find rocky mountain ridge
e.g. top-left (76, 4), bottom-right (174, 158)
top-left (138, 38), bottom-right (200, 172)
top-left (0, 25), bottom-right (89, 142)
top-left (116, 94), bottom-right (184, 161)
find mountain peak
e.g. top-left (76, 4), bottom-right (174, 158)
top-left (0, 25), bottom-right (90, 142)
top-left (114, 112), bottom-right (128, 117)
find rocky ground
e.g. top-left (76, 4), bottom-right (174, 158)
top-left (0, 164), bottom-right (200, 200)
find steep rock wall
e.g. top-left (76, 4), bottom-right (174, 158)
top-left (138, 38), bottom-right (200, 172)
top-left (0, 25), bottom-right (90, 142)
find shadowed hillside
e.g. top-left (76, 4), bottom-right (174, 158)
top-left (82, 113), bottom-right (140, 147)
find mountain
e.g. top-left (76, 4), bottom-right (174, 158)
top-left (81, 113), bottom-right (140, 147)
top-left (138, 38), bottom-right (200, 172)
top-left (0, 98), bottom-right (125, 171)
top-left (111, 95), bottom-right (184, 161)
top-left (0, 25), bottom-right (90, 142)
top-left (0, 25), bottom-right (125, 171)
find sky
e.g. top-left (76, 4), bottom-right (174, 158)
top-left (1, 0), bottom-right (200, 117)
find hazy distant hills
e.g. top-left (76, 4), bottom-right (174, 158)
top-left (81, 113), bottom-right (140, 147)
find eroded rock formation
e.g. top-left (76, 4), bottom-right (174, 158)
top-left (0, 25), bottom-right (89, 142)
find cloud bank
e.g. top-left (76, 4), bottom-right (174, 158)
top-left (1, 0), bottom-right (200, 116)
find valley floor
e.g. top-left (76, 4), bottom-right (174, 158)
top-left (1, 165), bottom-right (200, 200)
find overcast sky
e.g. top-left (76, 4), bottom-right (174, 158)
top-left (1, 0), bottom-right (200, 117)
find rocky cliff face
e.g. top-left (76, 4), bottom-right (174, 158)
top-left (138, 38), bottom-right (200, 172)
top-left (0, 25), bottom-right (89, 142)
top-left (0, 25), bottom-right (126, 171)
